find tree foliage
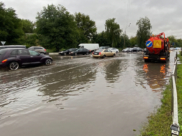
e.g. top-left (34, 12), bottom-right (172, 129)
top-left (168, 35), bottom-right (182, 47)
top-left (21, 19), bottom-right (34, 33)
top-left (36, 4), bottom-right (78, 51)
top-left (105, 18), bottom-right (122, 47)
top-left (136, 17), bottom-right (152, 48)
top-left (130, 36), bottom-right (137, 47)
top-left (92, 31), bottom-right (111, 46)
top-left (0, 2), bottom-right (24, 44)
top-left (75, 12), bottom-right (97, 42)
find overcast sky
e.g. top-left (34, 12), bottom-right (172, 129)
top-left (1, 0), bottom-right (182, 38)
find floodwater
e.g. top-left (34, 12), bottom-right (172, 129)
top-left (0, 52), bottom-right (176, 136)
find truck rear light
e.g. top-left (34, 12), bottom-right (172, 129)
top-left (143, 57), bottom-right (148, 59)
top-left (2, 59), bottom-right (7, 63)
top-left (44, 49), bottom-right (46, 51)
top-left (99, 52), bottom-right (101, 55)
top-left (160, 58), bottom-right (166, 60)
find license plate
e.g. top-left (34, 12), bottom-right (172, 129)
top-left (94, 53), bottom-right (97, 55)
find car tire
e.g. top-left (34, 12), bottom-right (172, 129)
top-left (9, 62), bottom-right (19, 70)
top-left (113, 54), bottom-right (115, 57)
top-left (102, 55), bottom-right (106, 59)
top-left (45, 59), bottom-right (52, 66)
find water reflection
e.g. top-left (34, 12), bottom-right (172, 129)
top-left (104, 60), bottom-right (121, 83)
top-left (137, 62), bottom-right (170, 92)
top-left (37, 64), bottom-right (97, 102)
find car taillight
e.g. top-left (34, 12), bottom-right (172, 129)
top-left (44, 49), bottom-right (46, 51)
top-left (92, 52), bottom-right (94, 54)
top-left (99, 52), bottom-right (101, 55)
top-left (2, 59), bottom-right (7, 63)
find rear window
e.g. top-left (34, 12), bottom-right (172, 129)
top-left (0, 50), bottom-right (7, 55)
top-left (95, 49), bottom-right (104, 52)
top-left (11, 50), bottom-right (19, 55)
top-left (18, 49), bottom-right (29, 55)
top-left (35, 47), bottom-right (43, 49)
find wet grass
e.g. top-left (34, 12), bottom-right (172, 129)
top-left (139, 82), bottom-right (172, 136)
top-left (177, 54), bottom-right (182, 136)
top-left (140, 54), bottom-right (182, 136)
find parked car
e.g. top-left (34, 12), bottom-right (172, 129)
top-left (59, 48), bottom-right (78, 55)
top-left (108, 48), bottom-right (119, 53)
top-left (132, 47), bottom-right (143, 52)
top-left (0, 45), bottom-right (26, 50)
top-left (99, 46), bottom-right (110, 49)
top-left (126, 48), bottom-right (133, 52)
top-left (122, 48), bottom-right (129, 52)
top-left (28, 46), bottom-right (48, 54)
top-left (0, 48), bottom-right (53, 70)
top-left (92, 49), bottom-right (115, 58)
top-left (70, 48), bottom-right (90, 56)
top-left (78, 43), bottom-right (99, 52)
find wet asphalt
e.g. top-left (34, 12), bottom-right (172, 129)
top-left (0, 51), bottom-right (176, 136)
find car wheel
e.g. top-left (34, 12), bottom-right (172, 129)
top-left (45, 59), bottom-right (52, 65)
top-left (9, 62), bottom-right (19, 70)
top-left (113, 54), bottom-right (115, 57)
top-left (102, 55), bottom-right (106, 58)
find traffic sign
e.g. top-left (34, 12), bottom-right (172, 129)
top-left (146, 41), bottom-right (152, 47)
top-left (1, 41), bottom-right (6, 45)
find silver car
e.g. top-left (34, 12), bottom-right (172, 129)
top-left (28, 46), bottom-right (47, 54)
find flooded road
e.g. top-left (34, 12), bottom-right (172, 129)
top-left (0, 52), bottom-right (176, 136)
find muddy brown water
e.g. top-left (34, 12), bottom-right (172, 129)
top-left (0, 52), bottom-right (176, 136)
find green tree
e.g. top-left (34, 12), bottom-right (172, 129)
top-left (21, 19), bottom-right (34, 33)
top-left (105, 18), bottom-right (122, 47)
top-left (0, 2), bottom-right (24, 44)
top-left (168, 35), bottom-right (177, 47)
top-left (130, 36), bottom-right (137, 47)
top-left (118, 34), bottom-right (130, 49)
top-left (36, 4), bottom-right (78, 51)
top-left (92, 31), bottom-right (111, 46)
top-left (75, 12), bottom-right (97, 42)
top-left (136, 17), bottom-right (152, 48)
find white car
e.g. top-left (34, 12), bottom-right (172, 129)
top-left (108, 48), bottom-right (119, 53)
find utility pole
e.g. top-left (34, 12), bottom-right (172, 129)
top-left (123, 23), bottom-right (131, 49)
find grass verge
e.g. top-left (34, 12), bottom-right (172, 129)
top-left (177, 54), bottom-right (182, 136)
top-left (140, 82), bottom-right (172, 136)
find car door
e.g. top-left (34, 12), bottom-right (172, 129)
top-left (77, 49), bottom-right (83, 55)
top-left (17, 49), bottom-right (31, 65)
top-left (104, 49), bottom-right (109, 56)
top-left (29, 50), bottom-right (42, 64)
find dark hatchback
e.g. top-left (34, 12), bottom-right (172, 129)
top-left (59, 48), bottom-right (77, 55)
top-left (70, 48), bottom-right (90, 56)
top-left (0, 48), bottom-right (53, 70)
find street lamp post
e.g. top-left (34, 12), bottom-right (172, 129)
top-left (124, 23), bottom-right (131, 49)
